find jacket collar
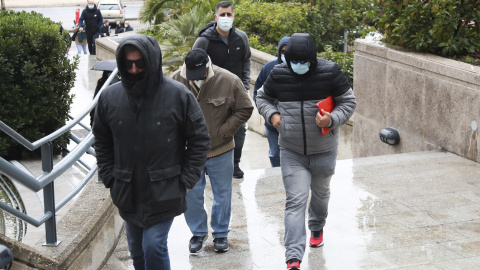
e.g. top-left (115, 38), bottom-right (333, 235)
top-left (179, 56), bottom-right (215, 88)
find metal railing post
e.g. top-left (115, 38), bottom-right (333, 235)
top-left (41, 142), bottom-right (60, 246)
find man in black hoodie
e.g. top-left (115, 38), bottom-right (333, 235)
top-left (79, 0), bottom-right (103, 55)
top-left (192, 1), bottom-right (251, 179)
top-left (93, 34), bottom-right (210, 270)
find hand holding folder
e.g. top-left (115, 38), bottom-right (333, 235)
top-left (316, 96), bottom-right (335, 136)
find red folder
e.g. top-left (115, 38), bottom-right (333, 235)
top-left (316, 96), bottom-right (335, 136)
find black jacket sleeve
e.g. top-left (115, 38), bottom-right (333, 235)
top-left (92, 91), bottom-right (115, 188)
top-left (180, 92), bottom-right (211, 189)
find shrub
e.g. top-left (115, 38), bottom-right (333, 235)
top-left (365, 0), bottom-right (480, 56)
top-left (0, 11), bottom-right (77, 159)
top-left (235, 1), bottom-right (312, 52)
top-left (318, 45), bottom-right (354, 87)
top-left (145, 6), bottom-right (214, 74)
top-left (235, 0), bottom-right (370, 53)
top-left (309, 0), bottom-right (371, 51)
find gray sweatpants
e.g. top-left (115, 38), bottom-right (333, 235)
top-left (280, 147), bottom-right (336, 262)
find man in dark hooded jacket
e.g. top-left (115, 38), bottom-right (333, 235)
top-left (79, 0), bottom-right (103, 55)
top-left (253, 36), bottom-right (290, 168)
top-left (93, 34), bottom-right (210, 270)
top-left (256, 33), bottom-right (356, 270)
top-left (192, 1), bottom-right (251, 179)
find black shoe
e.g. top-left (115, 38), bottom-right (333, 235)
top-left (189, 235), bottom-right (208, 253)
top-left (213, 237), bottom-right (229, 253)
top-left (233, 167), bottom-right (244, 178)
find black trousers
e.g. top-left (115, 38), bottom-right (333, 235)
top-left (234, 123), bottom-right (246, 167)
top-left (86, 31), bottom-right (99, 55)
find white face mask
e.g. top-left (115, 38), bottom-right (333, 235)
top-left (194, 80), bottom-right (204, 89)
top-left (217, 17), bottom-right (234, 32)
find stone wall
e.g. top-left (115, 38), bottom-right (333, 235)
top-left (353, 39), bottom-right (480, 161)
top-left (247, 48), bottom-right (276, 135)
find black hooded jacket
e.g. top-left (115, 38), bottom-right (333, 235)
top-left (93, 34), bottom-right (211, 227)
top-left (79, 4), bottom-right (103, 33)
top-left (193, 21), bottom-right (251, 89)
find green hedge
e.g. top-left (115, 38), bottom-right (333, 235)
top-left (366, 0), bottom-right (479, 56)
top-left (318, 46), bottom-right (354, 87)
top-left (235, 0), bottom-right (370, 54)
top-left (0, 11), bottom-right (77, 159)
top-left (235, 1), bottom-right (312, 55)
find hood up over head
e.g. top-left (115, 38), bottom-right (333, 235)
top-left (284, 33), bottom-right (317, 76)
top-left (276, 36), bottom-right (290, 64)
top-left (116, 34), bottom-right (163, 98)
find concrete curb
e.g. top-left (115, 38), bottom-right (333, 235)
top-left (0, 179), bottom-right (124, 270)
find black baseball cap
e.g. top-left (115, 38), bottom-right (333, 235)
top-left (185, 49), bottom-right (209, 80)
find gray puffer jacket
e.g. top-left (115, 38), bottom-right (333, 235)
top-left (256, 33), bottom-right (356, 156)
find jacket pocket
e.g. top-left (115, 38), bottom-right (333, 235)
top-left (148, 165), bottom-right (186, 213)
top-left (110, 168), bottom-right (134, 212)
top-left (206, 98), bottom-right (231, 141)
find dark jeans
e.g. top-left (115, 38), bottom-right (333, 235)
top-left (126, 218), bottom-right (174, 270)
top-left (265, 123), bottom-right (280, 167)
top-left (233, 123), bottom-right (246, 167)
top-left (86, 31), bottom-right (99, 55)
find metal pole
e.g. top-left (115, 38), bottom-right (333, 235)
top-left (41, 143), bottom-right (61, 246)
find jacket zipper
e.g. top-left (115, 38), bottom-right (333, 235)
top-left (301, 100), bottom-right (307, 155)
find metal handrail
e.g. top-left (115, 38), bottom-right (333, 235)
top-left (0, 68), bottom-right (118, 151)
top-left (0, 68), bottom-right (118, 246)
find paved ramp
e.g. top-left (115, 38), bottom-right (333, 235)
top-left (104, 150), bottom-right (480, 270)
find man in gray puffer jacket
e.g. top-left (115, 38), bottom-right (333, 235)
top-left (256, 33), bottom-right (356, 270)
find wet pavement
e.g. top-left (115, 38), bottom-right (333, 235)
top-left (103, 150), bottom-right (480, 270)
top-left (12, 40), bottom-right (480, 270)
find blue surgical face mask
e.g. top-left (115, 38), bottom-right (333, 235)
top-left (291, 61), bottom-right (310, 75)
top-left (88, 5), bottom-right (94, 9)
top-left (281, 55), bottom-right (286, 64)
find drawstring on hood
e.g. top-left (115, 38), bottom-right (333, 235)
top-left (116, 34), bottom-right (163, 99)
top-left (284, 33), bottom-right (317, 76)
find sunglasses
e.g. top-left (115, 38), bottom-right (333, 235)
top-left (280, 49), bottom-right (286, 54)
top-left (291, 60), bottom-right (308, 65)
top-left (125, 58), bottom-right (145, 69)
top-left (218, 12), bottom-right (234, 17)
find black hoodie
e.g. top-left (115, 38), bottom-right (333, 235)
top-left (79, 4), bottom-right (103, 33)
top-left (93, 35), bottom-right (211, 227)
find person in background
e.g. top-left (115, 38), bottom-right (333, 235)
top-left (72, 24), bottom-right (88, 55)
top-left (93, 34), bottom-right (210, 270)
top-left (115, 21), bottom-right (125, 34)
top-left (192, 1), bottom-right (251, 179)
top-left (253, 36), bottom-right (290, 168)
top-left (78, 0), bottom-right (103, 55)
top-left (172, 48), bottom-right (253, 254)
top-left (99, 19), bottom-right (110, 37)
top-left (124, 21), bottom-right (134, 32)
top-left (256, 33), bottom-right (356, 270)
